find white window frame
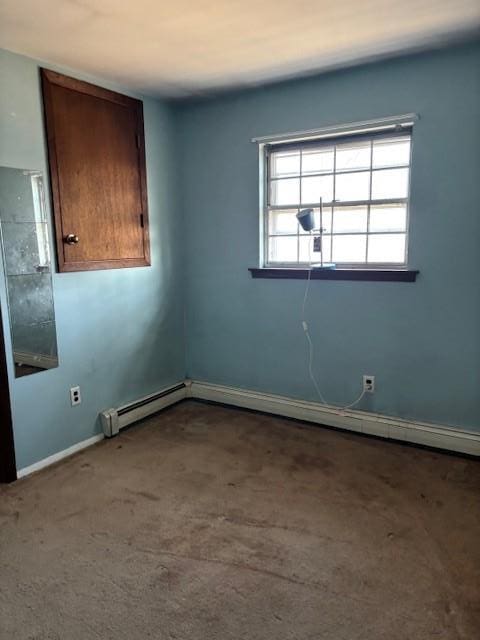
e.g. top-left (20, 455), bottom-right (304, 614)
top-left (255, 115), bottom-right (417, 269)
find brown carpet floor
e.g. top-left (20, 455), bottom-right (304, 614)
top-left (0, 401), bottom-right (479, 639)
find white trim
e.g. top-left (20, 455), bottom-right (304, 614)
top-left (189, 381), bottom-right (480, 456)
top-left (17, 382), bottom-right (188, 479)
top-left (17, 434), bottom-right (104, 478)
top-left (16, 377), bottom-right (479, 479)
top-left (251, 113), bottom-right (418, 145)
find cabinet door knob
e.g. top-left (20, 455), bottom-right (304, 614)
top-left (65, 234), bottom-right (79, 245)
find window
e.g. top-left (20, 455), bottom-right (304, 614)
top-left (263, 127), bottom-right (412, 268)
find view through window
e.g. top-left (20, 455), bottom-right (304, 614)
top-left (264, 129), bottom-right (412, 267)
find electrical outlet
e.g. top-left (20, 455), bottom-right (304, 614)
top-left (70, 386), bottom-right (81, 406)
top-left (363, 375), bottom-right (375, 393)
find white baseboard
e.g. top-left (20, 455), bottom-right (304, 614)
top-left (16, 378), bottom-right (479, 479)
top-left (189, 380), bottom-right (480, 456)
top-left (17, 433), bottom-right (104, 479)
top-left (18, 381), bottom-right (188, 478)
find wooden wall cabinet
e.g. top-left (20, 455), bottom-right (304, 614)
top-left (41, 69), bottom-right (150, 272)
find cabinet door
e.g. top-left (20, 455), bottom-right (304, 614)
top-left (41, 69), bottom-right (150, 271)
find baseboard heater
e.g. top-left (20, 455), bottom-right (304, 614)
top-left (99, 379), bottom-right (479, 453)
top-left (100, 381), bottom-right (188, 437)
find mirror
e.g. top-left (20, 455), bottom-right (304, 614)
top-left (0, 167), bottom-right (58, 377)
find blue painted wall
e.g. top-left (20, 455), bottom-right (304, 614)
top-left (176, 42), bottom-right (480, 431)
top-left (0, 49), bottom-right (186, 469)
top-left (1, 42), bottom-right (479, 472)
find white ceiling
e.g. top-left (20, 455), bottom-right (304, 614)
top-left (1, 0), bottom-right (479, 97)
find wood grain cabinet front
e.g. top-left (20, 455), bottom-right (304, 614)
top-left (41, 69), bottom-right (150, 272)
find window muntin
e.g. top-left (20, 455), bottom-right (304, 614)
top-left (264, 131), bottom-right (412, 267)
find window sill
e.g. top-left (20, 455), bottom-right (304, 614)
top-left (249, 268), bottom-right (419, 282)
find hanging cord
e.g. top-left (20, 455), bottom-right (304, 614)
top-left (301, 230), bottom-right (366, 413)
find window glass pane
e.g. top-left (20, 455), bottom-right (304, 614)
top-left (266, 132), bottom-right (412, 268)
top-left (301, 175), bottom-right (333, 204)
top-left (270, 151), bottom-right (300, 177)
top-left (298, 234), bottom-right (313, 263)
top-left (270, 178), bottom-right (300, 206)
top-left (316, 207), bottom-right (332, 234)
top-left (372, 137), bottom-right (410, 168)
top-left (371, 168), bottom-right (409, 200)
top-left (302, 147), bottom-right (334, 174)
top-left (333, 206), bottom-right (368, 233)
top-left (369, 205), bottom-right (407, 232)
top-left (336, 141), bottom-right (371, 171)
top-left (299, 234), bottom-right (331, 263)
top-left (268, 209), bottom-right (298, 235)
top-left (268, 236), bottom-right (298, 263)
top-left (368, 233), bottom-right (406, 263)
top-left (332, 234), bottom-right (367, 263)
top-left (335, 171), bottom-right (370, 202)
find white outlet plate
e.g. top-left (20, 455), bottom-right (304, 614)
top-left (363, 375), bottom-right (375, 393)
top-left (70, 386), bottom-right (81, 406)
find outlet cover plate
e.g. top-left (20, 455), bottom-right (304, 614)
top-left (70, 386), bottom-right (81, 406)
top-left (363, 375), bottom-right (375, 393)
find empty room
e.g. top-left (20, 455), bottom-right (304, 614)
top-left (0, 1), bottom-right (479, 638)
